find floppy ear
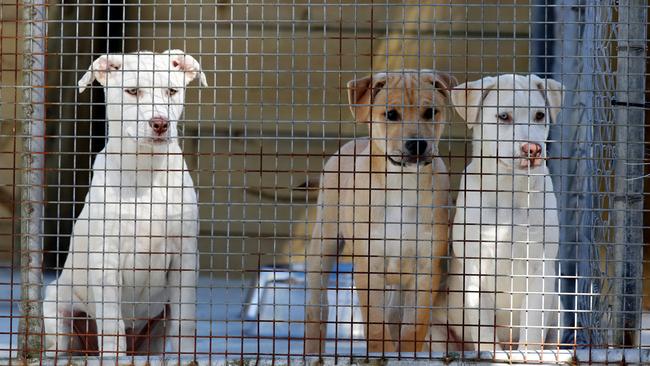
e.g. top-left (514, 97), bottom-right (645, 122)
top-left (422, 70), bottom-right (458, 101)
top-left (346, 73), bottom-right (387, 123)
top-left (421, 71), bottom-right (457, 141)
top-left (163, 49), bottom-right (208, 87)
top-left (451, 76), bottom-right (497, 128)
top-left (532, 75), bottom-right (564, 123)
top-left (78, 54), bottom-right (124, 93)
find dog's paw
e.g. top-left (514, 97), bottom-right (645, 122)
top-left (99, 339), bottom-right (128, 358)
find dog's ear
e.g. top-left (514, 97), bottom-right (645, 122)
top-left (347, 73), bottom-right (387, 123)
top-left (422, 71), bottom-right (458, 101)
top-left (163, 49), bottom-right (208, 87)
top-left (451, 76), bottom-right (497, 128)
top-left (78, 55), bottom-right (123, 93)
top-left (531, 75), bottom-right (564, 123)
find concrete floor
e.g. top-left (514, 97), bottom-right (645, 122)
top-left (0, 269), bottom-right (366, 358)
top-left (2, 267), bottom-right (650, 362)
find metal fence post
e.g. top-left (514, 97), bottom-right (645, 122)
top-left (551, 0), bottom-right (614, 347)
top-left (549, 1), bottom-right (581, 345)
top-left (612, 0), bottom-right (647, 347)
top-left (19, 0), bottom-right (47, 359)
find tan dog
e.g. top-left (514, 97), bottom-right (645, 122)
top-left (304, 71), bottom-right (455, 354)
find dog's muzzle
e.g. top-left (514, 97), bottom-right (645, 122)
top-left (149, 117), bottom-right (169, 136)
top-left (387, 154), bottom-right (433, 167)
top-left (498, 143), bottom-right (545, 170)
top-left (145, 117), bottom-right (172, 144)
top-left (387, 139), bottom-right (433, 167)
top-left (519, 142), bottom-right (544, 168)
top-left (405, 139), bottom-right (428, 157)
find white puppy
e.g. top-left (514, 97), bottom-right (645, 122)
top-left (43, 50), bottom-right (206, 357)
top-left (430, 74), bottom-right (563, 353)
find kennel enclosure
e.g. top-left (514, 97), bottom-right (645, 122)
top-left (1, 0), bottom-right (648, 363)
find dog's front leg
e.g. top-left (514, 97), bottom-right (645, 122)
top-left (398, 271), bottom-right (433, 353)
top-left (167, 237), bottom-right (198, 357)
top-left (461, 258), bottom-right (499, 353)
top-left (353, 257), bottom-right (396, 354)
top-left (43, 281), bottom-right (71, 356)
top-left (89, 241), bottom-right (127, 357)
top-left (399, 230), bottom-right (447, 353)
top-left (516, 258), bottom-right (557, 351)
top-left (304, 216), bottom-right (340, 355)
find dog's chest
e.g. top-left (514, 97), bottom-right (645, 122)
top-left (365, 180), bottom-right (434, 281)
top-left (114, 183), bottom-right (196, 302)
top-left (107, 178), bottom-right (197, 237)
top-left (95, 170), bottom-right (198, 273)
top-left (122, 192), bottom-right (183, 220)
top-left (383, 190), bottom-right (425, 236)
top-left (478, 194), bottom-right (549, 259)
top-left (116, 188), bottom-right (190, 252)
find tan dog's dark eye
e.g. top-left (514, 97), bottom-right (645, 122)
top-left (385, 109), bottom-right (400, 121)
top-left (125, 88), bottom-right (139, 96)
top-left (422, 108), bottom-right (435, 120)
top-left (168, 88), bottom-right (179, 97)
top-left (535, 111), bottom-right (545, 121)
top-left (497, 112), bottom-right (512, 123)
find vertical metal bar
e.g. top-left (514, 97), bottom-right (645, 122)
top-left (19, 0), bottom-right (46, 359)
top-left (612, 0), bottom-right (647, 347)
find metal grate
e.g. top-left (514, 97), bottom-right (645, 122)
top-left (1, 0), bottom-right (648, 364)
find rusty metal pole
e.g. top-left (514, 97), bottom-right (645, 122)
top-left (19, 0), bottom-right (47, 359)
top-left (612, 0), bottom-right (647, 347)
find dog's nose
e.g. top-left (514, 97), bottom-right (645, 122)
top-left (404, 139), bottom-right (428, 156)
top-left (149, 117), bottom-right (169, 136)
top-left (521, 142), bottom-right (542, 158)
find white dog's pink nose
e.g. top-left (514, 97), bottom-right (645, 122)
top-left (149, 117), bottom-right (169, 136)
top-left (520, 142), bottom-right (543, 167)
top-left (521, 143), bottom-right (542, 157)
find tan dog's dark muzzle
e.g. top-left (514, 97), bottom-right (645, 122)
top-left (387, 140), bottom-right (433, 167)
top-left (405, 139), bottom-right (428, 157)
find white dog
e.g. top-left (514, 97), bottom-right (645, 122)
top-left (43, 50), bottom-right (206, 356)
top-left (429, 74), bottom-right (563, 353)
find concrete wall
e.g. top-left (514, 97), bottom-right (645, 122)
top-left (123, 0), bottom-right (533, 274)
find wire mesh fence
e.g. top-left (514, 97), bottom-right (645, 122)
top-left (1, 0), bottom-right (648, 364)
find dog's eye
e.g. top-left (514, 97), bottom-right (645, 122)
top-left (167, 88), bottom-right (179, 97)
top-left (125, 88), bottom-right (139, 96)
top-left (535, 111), bottom-right (545, 121)
top-left (385, 109), bottom-right (400, 121)
top-left (497, 112), bottom-right (512, 123)
top-left (422, 108), bottom-right (437, 120)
